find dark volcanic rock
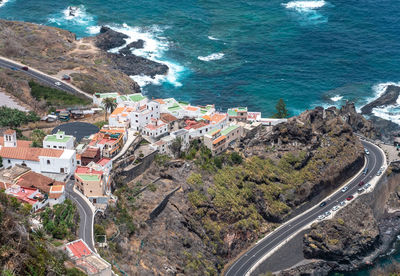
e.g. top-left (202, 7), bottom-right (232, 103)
top-left (119, 40), bottom-right (145, 55)
top-left (361, 85), bottom-right (400, 115)
top-left (95, 27), bottom-right (169, 78)
top-left (127, 39), bottom-right (145, 49)
top-left (338, 102), bottom-right (376, 139)
top-left (95, 26), bottom-right (128, 51)
top-left (303, 199), bottom-right (380, 262)
top-left (108, 52), bottom-right (168, 77)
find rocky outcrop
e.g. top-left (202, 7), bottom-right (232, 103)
top-left (338, 102), bottom-right (376, 138)
top-left (95, 26), bottom-right (128, 51)
top-left (94, 26), bottom-right (169, 77)
top-left (361, 85), bottom-right (400, 115)
top-left (303, 200), bottom-right (380, 261)
top-left (108, 52), bottom-right (169, 77)
top-left (280, 169), bottom-right (400, 276)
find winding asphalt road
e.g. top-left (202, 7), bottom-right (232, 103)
top-left (65, 179), bottom-right (95, 251)
top-left (0, 57), bottom-right (91, 99)
top-left (225, 140), bottom-right (385, 276)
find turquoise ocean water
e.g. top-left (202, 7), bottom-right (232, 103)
top-left (1, 0), bottom-right (400, 273)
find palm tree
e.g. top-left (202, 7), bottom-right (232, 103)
top-left (103, 97), bottom-right (117, 121)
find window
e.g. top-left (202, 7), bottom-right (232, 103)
top-left (136, 120), bottom-right (138, 123)
top-left (53, 146), bottom-right (57, 148)
top-left (47, 145), bottom-right (50, 148)
top-left (200, 130), bottom-right (202, 134)
top-left (8, 159), bottom-right (10, 164)
top-left (136, 114), bottom-right (138, 117)
top-left (47, 160), bottom-right (50, 165)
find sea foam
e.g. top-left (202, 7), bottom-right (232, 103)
top-left (47, 5), bottom-right (98, 36)
top-left (330, 95), bottom-right (343, 102)
top-left (368, 82), bottom-right (400, 125)
top-left (0, 0), bottom-right (10, 7)
top-left (198, 53), bottom-right (225, 62)
top-left (208, 36), bottom-right (220, 41)
top-left (107, 23), bottom-right (185, 87)
top-left (283, 0), bottom-right (326, 10)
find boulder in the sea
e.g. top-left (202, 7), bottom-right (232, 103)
top-left (361, 85), bottom-right (400, 115)
top-left (95, 26), bottom-right (129, 51)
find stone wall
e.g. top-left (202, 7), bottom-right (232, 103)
top-left (121, 150), bottom-right (158, 182)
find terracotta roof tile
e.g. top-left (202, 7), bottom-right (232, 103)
top-left (0, 147), bottom-right (63, 162)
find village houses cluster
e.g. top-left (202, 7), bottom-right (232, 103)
top-left (0, 92), bottom-right (286, 212)
top-left (0, 91), bottom-right (286, 275)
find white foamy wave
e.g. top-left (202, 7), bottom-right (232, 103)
top-left (330, 95), bottom-right (343, 102)
top-left (372, 82), bottom-right (400, 99)
top-left (86, 25), bottom-right (101, 35)
top-left (0, 0), bottom-right (9, 7)
top-left (372, 105), bottom-right (400, 125)
top-left (198, 53), bottom-right (225, 62)
top-left (283, 0), bottom-right (326, 10)
top-left (107, 23), bottom-right (185, 87)
top-left (47, 5), bottom-right (98, 36)
top-left (208, 36), bottom-right (219, 41)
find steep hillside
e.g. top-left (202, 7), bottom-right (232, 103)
top-left (0, 190), bottom-right (84, 275)
top-left (95, 106), bottom-right (364, 275)
top-left (0, 19), bottom-right (140, 94)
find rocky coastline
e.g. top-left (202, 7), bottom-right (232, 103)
top-left (93, 26), bottom-right (169, 77)
top-left (359, 84), bottom-right (400, 141)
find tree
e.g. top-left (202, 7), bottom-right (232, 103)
top-left (31, 129), bottom-right (46, 148)
top-left (103, 97), bottom-right (117, 121)
top-left (273, 98), bottom-right (289, 118)
top-left (169, 137), bottom-right (183, 158)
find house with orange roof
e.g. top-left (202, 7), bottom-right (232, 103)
top-left (184, 119), bottom-right (212, 139)
top-left (204, 124), bottom-right (243, 155)
top-left (65, 239), bottom-right (112, 275)
top-left (0, 130), bottom-right (76, 176)
top-left (48, 185), bottom-right (66, 206)
top-left (74, 166), bottom-right (107, 204)
top-left (142, 118), bottom-right (168, 138)
top-left (202, 112), bottom-right (228, 130)
top-left (5, 185), bottom-right (47, 212)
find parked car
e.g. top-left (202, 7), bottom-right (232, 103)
top-left (357, 188), bottom-right (365, 193)
top-left (364, 148), bottom-right (370, 155)
top-left (319, 201), bottom-right (327, 207)
top-left (376, 171), bottom-right (382, 176)
top-left (21, 66), bottom-right (28, 71)
top-left (363, 167), bottom-right (368, 175)
top-left (365, 183), bottom-right (371, 189)
top-left (341, 186), bottom-right (349, 193)
top-left (324, 211), bottom-right (331, 217)
top-left (346, 195), bottom-right (354, 201)
top-left (331, 205), bottom-right (340, 211)
top-left (55, 81), bottom-right (61, 86)
top-left (339, 201), bottom-right (346, 206)
top-left (62, 74), bottom-right (71, 81)
top-left (359, 181), bottom-right (365, 186)
top-left (317, 215), bottom-right (325, 221)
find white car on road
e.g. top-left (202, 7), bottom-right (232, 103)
top-left (341, 186), bottom-right (349, 193)
top-left (55, 81), bottom-right (62, 86)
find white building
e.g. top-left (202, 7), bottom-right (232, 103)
top-left (142, 118), bottom-right (168, 138)
top-left (151, 128), bottom-right (190, 157)
top-left (43, 131), bottom-right (75, 150)
top-left (0, 130), bottom-right (76, 175)
top-left (48, 185), bottom-right (66, 207)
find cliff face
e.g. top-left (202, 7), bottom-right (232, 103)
top-left (303, 199), bottom-right (380, 261)
top-left (0, 20), bottom-right (140, 94)
top-left (96, 107), bottom-right (365, 275)
top-left (280, 167), bottom-right (400, 276)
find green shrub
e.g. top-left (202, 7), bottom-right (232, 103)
top-left (29, 80), bottom-right (90, 107)
top-left (0, 106), bottom-right (39, 128)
